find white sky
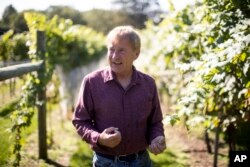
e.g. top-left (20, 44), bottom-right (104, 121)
top-left (0, 0), bottom-right (194, 18)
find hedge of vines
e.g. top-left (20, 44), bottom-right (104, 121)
top-left (138, 0), bottom-right (250, 151)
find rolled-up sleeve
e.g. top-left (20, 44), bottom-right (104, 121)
top-left (72, 76), bottom-right (100, 147)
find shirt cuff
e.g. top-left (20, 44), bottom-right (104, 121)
top-left (90, 131), bottom-right (101, 147)
top-left (149, 130), bottom-right (165, 144)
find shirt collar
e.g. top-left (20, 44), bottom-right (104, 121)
top-left (103, 66), bottom-right (115, 82)
top-left (103, 66), bottom-right (141, 85)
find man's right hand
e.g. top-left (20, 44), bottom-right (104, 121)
top-left (98, 127), bottom-right (122, 148)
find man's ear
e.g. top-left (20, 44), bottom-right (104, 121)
top-left (134, 49), bottom-right (140, 60)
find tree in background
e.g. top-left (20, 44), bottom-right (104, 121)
top-left (81, 9), bottom-right (139, 34)
top-left (112, 0), bottom-right (163, 27)
top-left (1, 5), bottom-right (17, 26)
top-left (0, 5), bottom-right (17, 34)
top-left (11, 12), bottom-right (28, 33)
top-left (0, 5), bottom-right (30, 34)
top-left (0, 4), bottom-right (149, 35)
top-left (45, 6), bottom-right (86, 25)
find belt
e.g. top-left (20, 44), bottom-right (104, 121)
top-left (96, 150), bottom-right (146, 162)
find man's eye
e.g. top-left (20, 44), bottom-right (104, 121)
top-left (109, 49), bottom-right (114, 52)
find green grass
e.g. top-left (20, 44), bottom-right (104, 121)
top-left (0, 116), bottom-right (13, 166)
top-left (69, 142), bottom-right (188, 167)
top-left (0, 106), bottom-right (38, 166)
top-left (150, 149), bottom-right (188, 167)
top-left (69, 141), bottom-right (93, 167)
top-left (0, 79), bottom-right (24, 107)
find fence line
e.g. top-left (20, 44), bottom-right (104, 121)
top-left (0, 60), bottom-right (43, 81)
top-left (0, 30), bottom-right (48, 161)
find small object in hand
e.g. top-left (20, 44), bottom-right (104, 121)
top-left (109, 130), bottom-right (115, 134)
top-left (108, 128), bottom-right (119, 134)
top-left (159, 139), bottom-right (165, 145)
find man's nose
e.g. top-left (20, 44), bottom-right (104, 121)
top-left (112, 50), bottom-right (120, 59)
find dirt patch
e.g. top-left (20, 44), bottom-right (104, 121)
top-left (165, 125), bottom-right (228, 167)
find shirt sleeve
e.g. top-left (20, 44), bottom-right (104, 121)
top-left (147, 81), bottom-right (165, 143)
top-left (72, 75), bottom-right (100, 148)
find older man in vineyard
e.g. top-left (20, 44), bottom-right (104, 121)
top-left (72, 25), bottom-right (166, 167)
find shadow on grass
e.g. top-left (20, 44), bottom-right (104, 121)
top-left (47, 159), bottom-right (67, 167)
top-left (69, 142), bottom-right (188, 167)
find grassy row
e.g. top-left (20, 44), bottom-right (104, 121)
top-left (0, 115), bottom-right (13, 166)
top-left (69, 141), bottom-right (188, 167)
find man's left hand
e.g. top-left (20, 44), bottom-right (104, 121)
top-left (148, 136), bottom-right (166, 155)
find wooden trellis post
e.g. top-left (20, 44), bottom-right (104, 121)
top-left (36, 30), bottom-right (48, 160)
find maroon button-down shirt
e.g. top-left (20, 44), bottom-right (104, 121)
top-left (72, 66), bottom-right (164, 155)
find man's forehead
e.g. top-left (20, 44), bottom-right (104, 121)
top-left (107, 34), bottom-right (130, 41)
top-left (107, 36), bottom-right (130, 45)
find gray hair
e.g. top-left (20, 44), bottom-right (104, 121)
top-left (106, 26), bottom-right (141, 50)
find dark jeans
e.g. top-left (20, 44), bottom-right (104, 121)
top-left (92, 151), bottom-right (153, 167)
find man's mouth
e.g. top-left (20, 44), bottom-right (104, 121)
top-left (113, 62), bottom-right (122, 65)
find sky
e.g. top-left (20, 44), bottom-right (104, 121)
top-left (0, 0), bottom-right (194, 18)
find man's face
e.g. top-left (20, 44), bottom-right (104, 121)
top-left (107, 37), bottom-right (139, 76)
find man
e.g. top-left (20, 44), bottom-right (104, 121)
top-left (72, 26), bottom-right (166, 167)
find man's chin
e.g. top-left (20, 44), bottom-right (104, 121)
top-left (111, 67), bottom-right (122, 73)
